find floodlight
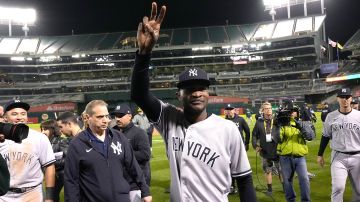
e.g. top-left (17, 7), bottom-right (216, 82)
top-left (263, 0), bottom-right (321, 10)
top-left (0, 7), bottom-right (36, 25)
top-left (0, 6), bottom-right (36, 36)
top-left (263, 0), bottom-right (289, 7)
top-left (263, 0), bottom-right (323, 20)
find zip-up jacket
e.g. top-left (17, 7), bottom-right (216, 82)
top-left (275, 119), bottom-right (314, 156)
top-left (225, 114), bottom-right (250, 146)
top-left (49, 135), bottom-right (69, 172)
top-left (64, 128), bottom-right (150, 202)
top-left (252, 117), bottom-right (279, 159)
top-left (113, 122), bottom-right (151, 188)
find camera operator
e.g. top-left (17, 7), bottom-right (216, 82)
top-left (273, 101), bottom-right (315, 202)
top-left (0, 154), bottom-right (9, 196)
top-left (0, 100), bottom-right (56, 202)
top-left (0, 106), bottom-right (9, 196)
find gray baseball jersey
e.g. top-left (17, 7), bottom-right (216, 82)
top-left (155, 101), bottom-right (251, 202)
top-left (322, 109), bottom-right (360, 152)
top-left (0, 129), bottom-right (55, 201)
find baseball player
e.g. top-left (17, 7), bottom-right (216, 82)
top-left (317, 88), bottom-right (360, 201)
top-left (351, 98), bottom-right (359, 110)
top-left (131, 3), bottom-right (256, 202)
top-left (0, 100), bottom-right (56, 202)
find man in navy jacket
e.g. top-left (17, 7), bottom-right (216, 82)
top-left (64, 100), bottom-right (151, 202)
top-left (112, 103), bottom-right (151, 202)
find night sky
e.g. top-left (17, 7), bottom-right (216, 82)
top-left (1, 0), bottom-right (359, 49)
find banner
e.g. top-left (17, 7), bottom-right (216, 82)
top-left (29, 102), bottom-right (77, 112)
top-left (208, 96), bottom-right (249, 104)
top-left (320, 63), bottom-right (338, 74)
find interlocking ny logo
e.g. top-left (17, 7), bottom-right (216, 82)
top-left (111, 142), bottom-right (122, 155)
top-left (342, 89), bottom-right (347, 93)
top-left (188, 69), bottom-right (198, 77)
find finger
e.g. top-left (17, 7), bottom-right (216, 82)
top-left (156, 5), bottom-right (167, 25)
top-left (150, 2), bottom-right (157, 21)
top-left (143, 16), bottom-right (149, 25)
top-left (137, 23), bottom-right (143, 38)
top-left (145, 23), bottom-right (155, 39)
top-left (137, 22), bottom-right (143, 33)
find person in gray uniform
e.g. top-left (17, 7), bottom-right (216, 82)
top-left (351, 98), bottom-right (359, 110)
top-left (317, 88), bottom-right (360, 202)
top-left (131, 2), bottom-right (257, 202)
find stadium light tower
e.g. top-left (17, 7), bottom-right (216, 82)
top-left (263, 0), bottom-right (324, 20)
top-left (0, 6), bottom-right (36, 36)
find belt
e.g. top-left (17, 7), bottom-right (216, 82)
top-left (282, 154), bottom-right (303, 158)
top-left (8, 184), bottom-right (39, 193)
top-left (337, 151), bottom-right (360, 155)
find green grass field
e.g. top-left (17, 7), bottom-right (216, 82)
top-left (31, 112), bottom-right (353, 201)
top-left (148, 112), bottom-right (353, 202)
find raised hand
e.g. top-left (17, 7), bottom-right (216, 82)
top-left (137, 2), bottom-right (166, 55)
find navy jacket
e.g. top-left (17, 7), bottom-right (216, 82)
top-left (225, 114), bottom-right (251, 145)
top-left (113, 122), bottom-right (151, 187)
top-left (64, 128), bottom-right (150, 202)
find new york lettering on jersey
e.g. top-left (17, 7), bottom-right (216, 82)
top-left (332, 122), bottom-right (360, 131)
top-left (2, 152), bottom-right (34, 165)
top-left (172, 137), bottom-right (220, 168)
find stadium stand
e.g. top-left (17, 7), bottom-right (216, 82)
top-left (0, 14), bottom-right (335, 110)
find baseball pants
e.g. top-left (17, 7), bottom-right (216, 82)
top-left (331, 151), bottom-right (360, 202)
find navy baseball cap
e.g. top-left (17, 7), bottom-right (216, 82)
top-left (112, 104), bottom-right (131, 116)
top-left (351, 97), bottom-right (359, 104)
top-left (225, 104), bottom-right (235, 110)
top-left (4, 99), bottom-right (30, 113)
top-left (177, 67), bottom-right (210, 89)
top-left (337, 88), bottom-right (352, 97)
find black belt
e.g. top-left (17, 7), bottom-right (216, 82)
top-left (8, 184), bottom-right (39, 193)
top-left (337, 151), bottom-right (360, 155)
top-left (282, 154), bottom-right (303, 158)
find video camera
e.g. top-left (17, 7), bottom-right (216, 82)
top-left (275, 100), bottom-right (299, 126)
top-left (0, 122), bottom-right (29, 143)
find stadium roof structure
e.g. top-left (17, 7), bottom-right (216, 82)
top-left (343, 29), bottom-right (360, 51)
top-left (0, 15), bottom-right (325, 57)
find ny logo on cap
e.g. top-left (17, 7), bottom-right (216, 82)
top-left (342, 89), bottom-right (347, 93)
top-left (14, 100), bottom-right (21, 103)
top-left (116, 105), bottom-right (120, 110)
top-left (188, 69), bottom-right (198, 77)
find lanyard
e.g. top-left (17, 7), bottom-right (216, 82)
top-left (264, 118), bottom-right (273, 133)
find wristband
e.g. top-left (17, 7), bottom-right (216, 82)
top-left (45, 187), bottom-right (55, 200)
